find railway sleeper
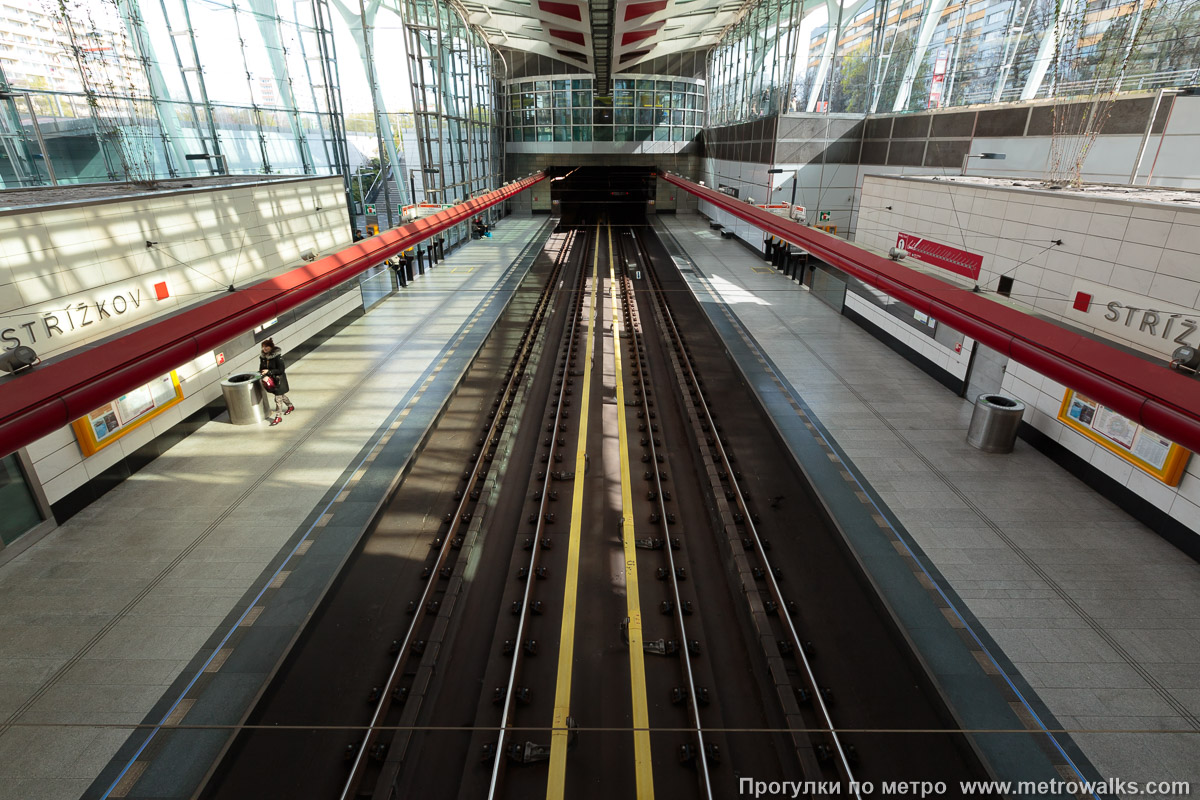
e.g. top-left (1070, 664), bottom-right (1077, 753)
top-left (678, 743), bottom-right (721, 768)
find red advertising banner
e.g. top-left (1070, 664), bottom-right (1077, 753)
top-left (928, 51), bottom-right (949, 108)
top-left (896, 232), bottom-right (983, 280)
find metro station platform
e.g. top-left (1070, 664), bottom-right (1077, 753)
top-left (1, 209), bottom-right (1197, 799)
top-left (0, 215), bottom-right (550, 800)
top-left (655, 213), bottom-right (1200, 795)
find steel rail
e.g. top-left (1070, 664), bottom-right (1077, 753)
top-left (339, 226), bottom-right (571, 800)
top-left (485, 225), bottom-right (592, 800)
top-left (613, 226), bottom-right (715, 800)
top-left (632, 228), bottom-right (862, 798)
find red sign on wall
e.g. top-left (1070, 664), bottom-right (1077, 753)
top-left (896, 233), bottom-right (983, 280)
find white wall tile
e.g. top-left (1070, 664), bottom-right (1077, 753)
top-left (33, 439), bottom-right (84, 483)
top-left (1124, 217), bottom-right (1174, 246)
top-left (24, 426), bottom-right (76, 463)
top-left (1169, 495), bottom-right (1200, 532)
top-left (1165, 222), bottom-right (1200, 254)
top-left (1127, 468), bottom-right (1176, 512)
top-left (41, 462), bottom-right (89, 504)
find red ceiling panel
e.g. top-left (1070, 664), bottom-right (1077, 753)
top-left (624, 0), bottom-right (668, 20)
top-left (548, 28), bottom-right (586, 46)
top-left (621, 26), bottom-right (660, 46)
top-left (538, 0), bottom-right (582, 20)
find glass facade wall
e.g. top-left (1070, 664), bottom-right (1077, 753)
top-left (0, 0), bottom-right (503, 229)
top-left (708, 0), bottom-right (1200, 122)
top-left (504, 74), bottom-right (705, 143)
top-left (707, 0), bottom-right (803, 126)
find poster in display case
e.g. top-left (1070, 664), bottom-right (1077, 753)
top-left (1058, 390), bottom-right (1190, 485)
top-left (72, 372), bottom-right (184, 457)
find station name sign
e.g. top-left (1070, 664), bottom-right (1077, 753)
top-left (896, 233), bottom-right (983, 281)
top-left (1065, 279), bottom-right (1199, 360)
top-left (1, 281), bottom-right (170, 352)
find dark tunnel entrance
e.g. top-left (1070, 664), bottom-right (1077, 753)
top-left (549, 165), bottom-right (657, 226)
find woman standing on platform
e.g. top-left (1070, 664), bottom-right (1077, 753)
top-left (259, 338), bottom-right (294, 426)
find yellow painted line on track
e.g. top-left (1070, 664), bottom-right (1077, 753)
top-left (609, 223), bottom-right (656, 797)
top-left (546, 223), bottom-right (600, 799)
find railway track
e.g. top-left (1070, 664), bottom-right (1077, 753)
top-left (198, 211), bottom-right (997, 800)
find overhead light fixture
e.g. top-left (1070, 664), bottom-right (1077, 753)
top-left (962, 152), bottom-right (1007, 175)
top-left (1171, 345), bottom-right (1200, 375)
top-left (0, 345), bottom-right (38, 374)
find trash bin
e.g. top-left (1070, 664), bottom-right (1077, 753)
top-left (966, 394), bottom-right (1025, 453)
top-left (221, 373), bottom-right (272, 425)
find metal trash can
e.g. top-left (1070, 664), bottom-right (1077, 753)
top-left (221, 373), bottom-right (272, 425)
top-left (966, 394), bottom-right (1025, 453)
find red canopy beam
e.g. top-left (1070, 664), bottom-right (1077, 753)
top-left (660, 171), bottom-right (1200, 454)
top-left (0, 173), bottom-right (546, 459)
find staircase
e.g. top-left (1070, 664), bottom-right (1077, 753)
top-left (366, 164), bottom-right (410, 229)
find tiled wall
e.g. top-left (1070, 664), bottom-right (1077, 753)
top-left (6, 177), bottom-right (357, 504)
top-left (854, 173), bottom-right (1200, 546)
top-left (0, 177), bottom-right (349, 361)
top-left (855, 174), bottom-right (1200, 362)
top-left (843, 290), bottom-right (975, 381)
top-left (26, 287), bottom-right (362, 506)
top-left (1003, 360), bottom-right (1200, 538)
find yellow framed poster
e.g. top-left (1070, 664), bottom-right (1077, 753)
top-left (72, 372), bottom-right (184, 457)
top-left (1058, 390), bottom-right (1190, 486)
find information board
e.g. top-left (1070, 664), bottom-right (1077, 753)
top-left (1058, 390), bottom-right (1190, 485)
top-left (73, 372), bottom-right (184, 457)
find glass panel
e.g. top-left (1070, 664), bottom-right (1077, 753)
top-left (571, 78), bottom-right (592, 89)
top-left (572, 91), bottom-right (592, 107)
top-left (553, 91), bottom-right (570, 107)
top-left (572, 125), bottom-right (592, 141)
top-left (593, 107), bottom-right (613, 125)
top-left (654, 126), bottom-right (670, 141)
top-left (636, 108), bottom-right (653, 126)
top-left (672, 126), bottom-right (685, 141)
top-left (554, 109), bottom-right (571, 125)
top-left (635, 79), bottom-right (654, 90)
top-left (553, 126), bottom-right (570, 141)
top-left (0, 454), bottom-right (41, 545)
top-left (615, 79), bottom-right (634, 90)
top-left (594, 125), bottom-right (613, 141)
top-left (635, 126), bottom-right (653, 141)
top-left (535, 93), bottom-right (550, 108)
top-left (572, 108), bottom-right (590, 126)
top-left (615, 125), bottom-right (633, 141)
top-left (615, 108), bottom-right (634, 125)
top-left (553, 79), bottom-right (570, 90)
top-left (536, 126), bottom-right (552, 141)
top-left (534, 80), bottom-right (550, 91)
top-left (615, 90), bottom-right (634, 107)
